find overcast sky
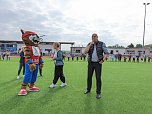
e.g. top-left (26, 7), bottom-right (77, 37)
top-left (0, 0), bottom-right (152, 50)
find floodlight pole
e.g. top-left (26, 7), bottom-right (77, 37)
top-left (142, 3), bottom-right (150, 55)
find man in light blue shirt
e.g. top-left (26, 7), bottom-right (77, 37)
top-left (92, 45), bottom-right (99, 62)
top-left (84, 33), bottom-right (109, 99)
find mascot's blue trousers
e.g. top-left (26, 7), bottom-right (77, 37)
top-left (23, 64), bottom-right (39, 83)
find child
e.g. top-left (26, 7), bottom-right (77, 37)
top-left (49, 42), bottom-right (67, 88)
top-left (17, 47), bottom-right (25, 80)
top-left (39, 51), bottom-right (43, 76)
top-left (132, 55), bottom-right (136, 62)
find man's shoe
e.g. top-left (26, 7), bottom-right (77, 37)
top-left (96, 94), bottom-right (101, 99)
top-left (29, 86), bottom-right (40, 92)
top-left (18, 89), bottom-right (27, 96)
top-left (49, 83), bottom-right (57, 88)
top-left (84, 90), bottom-right (90, 94)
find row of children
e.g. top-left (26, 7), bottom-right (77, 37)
top-left (0, 50), bottom-right (11, 61)
top-left (67, 53), bottom-right (87, 61)
top-left (109, 53), bottom-right (152, 63)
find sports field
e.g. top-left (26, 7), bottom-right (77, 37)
top-left (0, 58), bottom-right (152, 114)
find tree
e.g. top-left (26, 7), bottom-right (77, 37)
top-left (108, 44), bottom-right (125, 48)
top-left (135, 44), bottom-right (143, 48)
top-left (127, 43), bottom-right (134, 48)
top-left (144, 44), bottom-right (152, 49)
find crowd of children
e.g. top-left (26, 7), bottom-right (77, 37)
top-left (66, 53), bottom-right (86, 61)
top-left (0, 50), bottom-right (11, 61)
top-left (109, 53), bottom-right (152, 63)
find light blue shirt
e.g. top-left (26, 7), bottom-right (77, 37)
top-left (91, 45), bottom-right (99, 62)
top-left (53, 50), bottom-right (64, 66)
top-left (54, 50), bottom-right (58, 64)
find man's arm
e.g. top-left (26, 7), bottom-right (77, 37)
top-left (84, 42), bottom-right (94, 54)
top-left (99, 43), bottom-right (109, 64)
top-left (103, 43), bottom-right (109, 61)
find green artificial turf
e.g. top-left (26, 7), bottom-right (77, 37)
top-left (0, 58), bottom-right (152, 114)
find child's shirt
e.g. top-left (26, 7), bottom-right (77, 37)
top-left (53, 50), bottom-right (64, 66)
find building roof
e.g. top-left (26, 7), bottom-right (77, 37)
top-left (71, 47), bottom-right (85, 48)
top-left (0, 40), bottom-right (75, 45)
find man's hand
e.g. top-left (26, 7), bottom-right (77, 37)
top-left (89, 42), bottom-right (94, 46)
top-left (99, 60), bottom-right (104, 64)
top-left (84, 42), bottom-right (94, 54)
top-left (29, 63), bottom-right (36, 72)
top-left (99, 54), bottom-right (108, 64)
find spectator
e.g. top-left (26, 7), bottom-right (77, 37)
top-left (132, 55), bottom-right (136, 62)
top-left (124, 53), bottom-right (127, 62)
top-left (17, 48), bottom-right (25, 79)
top-left (72, 54), bottom-right (74, 61)
top-left (136, 55), bottom-right (139, 63)
top-left (6, 50), bottom-right (10, 61)
top-left (128, 53), bottom-right (131, 62)
top-left (83, 54), bottom-right (86, 61)
top-left (67, 54), bottom-right (71, 61)
top-left (2, 52), bottom-right (5, 60)
top-left (115, 54), bottom-right (118, 62)
top-left (120, 54), bottom-right (122, 61)
top-left (39, 51), bottom-right (43, 76)
top-left (0, 51), bottom-right (1, 60)
top-left (118, 52), bottom-right (120, 61)
top-left (144, 55), bottom-right (147, 62)
top-left (76, 55), bottom-right (79, 61)
top-left (148, 55), bottom-right (151, 62)
top-left (80, 54), bottom-right (83, 60)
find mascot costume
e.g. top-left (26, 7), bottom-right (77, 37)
top-left (18, 29), bottom-right (44, 96)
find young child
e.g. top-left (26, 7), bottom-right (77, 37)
top-left (17, 47), bottom-right (25, 80)
top-left (49, 42), bottom-right (67, 88)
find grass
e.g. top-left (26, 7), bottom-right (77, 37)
top-left (0, 58), bottom-right (152, 114)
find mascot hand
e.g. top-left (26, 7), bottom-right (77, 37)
top-left (29, 63), bottom-right (36, 72)
top-left (39, 64), bottom-right (43, 69)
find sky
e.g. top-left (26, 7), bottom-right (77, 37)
top-left (0, 0), bottom-right (152, 50)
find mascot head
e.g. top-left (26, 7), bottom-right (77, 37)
top-left (21, 29), bottom-right (42, 46)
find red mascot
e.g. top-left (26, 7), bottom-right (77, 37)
top-left (18, 29), bottom-right (44, 96)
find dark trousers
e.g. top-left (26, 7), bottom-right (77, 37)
top-left (133, 58), bottom-right (135, 62)
top-left (39, 67), bottom-right (42, 76)
top-left (144, 58), bottom-right (146, 62)
top-left (87, 62), bottom-right (102, 94)
top-left (72, 57), bottom-right (74, 61)
top-left (128, 58), bottom-right (131, 62)
top-left (124, 58), bottom-right (126, 62)
top-left (53, 65), bottom-right (65, 84)
top-left (18, 63), bottom-right (25, 76)
top-left (77, 57), bottom-right (78, 61)
top-left (2, 56), bottom-right (5, 60)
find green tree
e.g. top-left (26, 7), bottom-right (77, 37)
top-left (135, 44), bottom-right (143, 48)
top-left (127, 43), bottom-right (134, 48)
